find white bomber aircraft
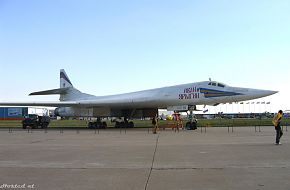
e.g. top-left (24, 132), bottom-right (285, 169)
top-left (0, 69), bottom-right (277, 119)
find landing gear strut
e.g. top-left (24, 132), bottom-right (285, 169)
top-left (115, 117), bottom-right (134, 128)
top-left (88, 117), bottom-right (107, 129)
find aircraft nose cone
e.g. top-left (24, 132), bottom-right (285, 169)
top-left (231, 87), bottom-right (278, 102)
top-left (272, 90), bottom-right (279, 95)
top-left (247, 89), bottom-right (278, 100)
top-left (259, 90), bottom-right (278, 96)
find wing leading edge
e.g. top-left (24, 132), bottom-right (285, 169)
top-left (0, 101), bottom-right (79, 107)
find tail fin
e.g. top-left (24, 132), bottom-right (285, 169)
top-left (30, 69), bottom-right (95, 101)
top-left (60, 69), bottom-right (73, 88)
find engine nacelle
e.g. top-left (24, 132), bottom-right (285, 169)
top-left (55, 107), bottom-right (74, 117)
top-left (54, 107), bottom-right (94, 117)
top-left (54, 107), bottom-right (158, 118)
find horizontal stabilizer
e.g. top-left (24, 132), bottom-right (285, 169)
top-left (29, 88), bottom-right (70, 96)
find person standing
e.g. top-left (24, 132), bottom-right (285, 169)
top-left (272, 110), bottom-right (283, 145)
top-left (172, 112), bottom-right (183, 132)
top-left (152, 116), bottom-right (158, 134)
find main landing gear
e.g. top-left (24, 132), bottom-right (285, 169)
top-left (88, 117), bottom-right (107, 129)
top-left (114, 117), bottom-right (134, 128)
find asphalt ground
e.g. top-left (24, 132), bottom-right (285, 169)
top-left (0, 127), bottom-right (289, 190)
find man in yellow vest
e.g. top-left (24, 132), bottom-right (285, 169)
top-left (272, 110), bottom-right (283, 145)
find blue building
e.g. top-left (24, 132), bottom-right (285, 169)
top-left (0, 107), bottom-right (28, 120)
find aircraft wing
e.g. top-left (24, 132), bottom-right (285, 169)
top-left (0, 98), bottom-right (161, 108)
top-left (0, 101), bottom-right (79, 107)
top-left (0, 99), bottom-right (141, 107)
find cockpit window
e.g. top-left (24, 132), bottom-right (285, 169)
top-left (208, 81), bottom-right (226, 87)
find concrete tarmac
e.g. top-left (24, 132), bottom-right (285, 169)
top-left (0, 127), bottom-right (289, 190)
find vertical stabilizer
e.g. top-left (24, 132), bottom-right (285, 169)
top-left (60, 69), bottom-right (73, 88)
top-left (29, 69), bottom-right (95, 101)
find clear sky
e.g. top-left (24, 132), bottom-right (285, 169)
top-left (0, 0), bottom-right (289, 113)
